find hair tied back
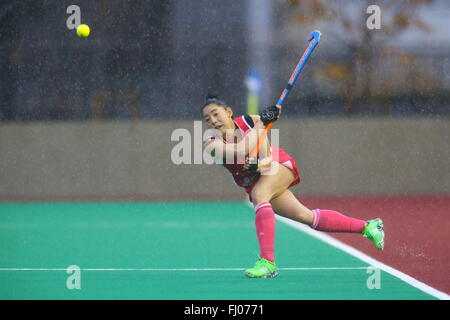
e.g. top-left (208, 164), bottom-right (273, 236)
top-left (205, 92), bottom-right (220, 102)
top-left (201, 92), bottom-right (229, 111)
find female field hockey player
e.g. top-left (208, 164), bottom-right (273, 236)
top-left (202, 94), bottom-right (385, 278)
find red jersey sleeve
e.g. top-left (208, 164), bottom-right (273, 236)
top-left (233, 114), bottom-right (255, 135)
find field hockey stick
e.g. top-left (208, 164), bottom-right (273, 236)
top-left (249, 30), bottom-right (322, 159)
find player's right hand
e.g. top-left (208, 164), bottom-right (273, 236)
top-left (243, 156), bottom-right (259, 173)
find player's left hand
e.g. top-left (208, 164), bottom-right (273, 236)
top-left (260, 105), bottom-right (281, 126)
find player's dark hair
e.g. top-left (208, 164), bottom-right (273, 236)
top-left (201, 92), bottom-right (230, 111)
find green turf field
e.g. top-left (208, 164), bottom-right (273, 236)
top-left (0, 202), bottom-right (436, 300)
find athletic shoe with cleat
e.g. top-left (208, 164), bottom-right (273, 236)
top-left (363, 218), bottom-right (385, 250)
top-left (244, 258), bottom-right (278, 278)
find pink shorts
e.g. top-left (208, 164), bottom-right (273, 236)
top-left (244, 146), bottom-right (301, 198)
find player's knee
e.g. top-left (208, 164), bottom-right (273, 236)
top-left (250, 187), bottom-right (272, 205)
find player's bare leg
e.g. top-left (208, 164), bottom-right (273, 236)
top-left (249, 161), bottom-right (296, 204)
top-left (270, 189), bottom-right (314, 225)
top-left (245, 162), bottom-right (295, 278)
top-left (271, 184), bottom-right (385, 250)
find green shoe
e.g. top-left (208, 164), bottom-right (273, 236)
top-left (244, 258), bottom-right (278, 278)
top-left (363, 218), bottom-right (385, 250)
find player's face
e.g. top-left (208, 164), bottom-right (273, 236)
top-left (202, 104), bottom-right (234, 133)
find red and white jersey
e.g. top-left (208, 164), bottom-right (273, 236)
top-left (223, 115), bottom-right (260, 188)
top-left (206, 115), bottom-right (300, 189)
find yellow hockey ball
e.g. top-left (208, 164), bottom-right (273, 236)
top-left (76, 24), bottom-right (90, 38)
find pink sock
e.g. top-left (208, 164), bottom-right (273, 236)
top-left (254, 202), bottom-right (276, 262)
top-left (311, 209), bottom-right (366, 233)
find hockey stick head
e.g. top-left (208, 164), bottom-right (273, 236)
top-left (307, 30), bottom-right (322, 43)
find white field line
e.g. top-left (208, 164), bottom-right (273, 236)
top-left (276, 215), bottom-right (450, 300)
top-left (0, 267), bottom-right (367, 272)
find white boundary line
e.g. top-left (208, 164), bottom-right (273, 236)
top-left (0, 267), bottom-right (367, 272)
top-left (276, 215), bottom-right (450, 300)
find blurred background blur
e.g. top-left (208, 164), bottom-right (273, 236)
top-left (1, 0), bottom-right (449, 121)
top-left (0, 0), bottom-right (449, 199)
